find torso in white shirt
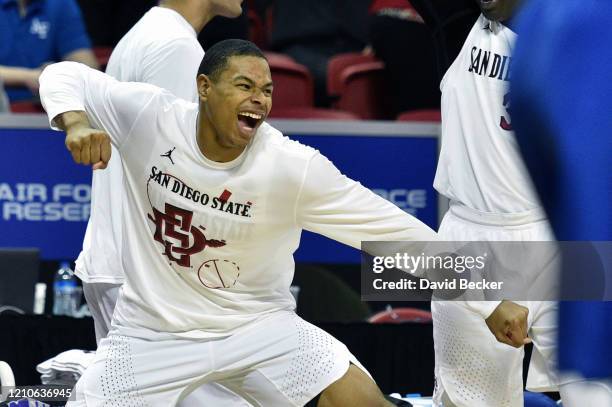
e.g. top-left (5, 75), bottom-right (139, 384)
top-left (42, 63), bottom-right (435, 338)
top-left (75, 7), bottom-right (203, 283)
top-left (116, 102), bottom-right (303, 337)
top-left (434, 15), bottom-right (541, 214)
top-left (103, 90), bottom-right (431, 337)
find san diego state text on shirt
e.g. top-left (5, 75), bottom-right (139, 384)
top-left (148, 166), bottom-right (253, 218)
top-left (468, 46), bottom-right (512, 82)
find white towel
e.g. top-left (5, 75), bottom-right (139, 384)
top-left (36, 350), bottom-right (96, 386)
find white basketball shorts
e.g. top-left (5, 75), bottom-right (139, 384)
top-left (68, 310), bottom-right (368, 407)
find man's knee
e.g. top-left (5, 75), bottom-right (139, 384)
top-left (317, 364), bottom-right (391, 407)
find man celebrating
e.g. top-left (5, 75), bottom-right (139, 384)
top-left (80, 0), bottom-right (244, 346)
top-left (40, 39), bottom-right (436, 406)
top-left (80, 2), bottom-right (246, 404)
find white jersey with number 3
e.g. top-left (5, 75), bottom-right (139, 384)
top-left (434, 15), bottom-right (540, 213)
top-left (431, 16), bottom-right (559, 407)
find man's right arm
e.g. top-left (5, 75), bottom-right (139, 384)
top-left (39, 61), bottom-right (160, 155)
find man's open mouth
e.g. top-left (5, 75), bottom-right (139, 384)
top-left (237, 111), bottom-right (264, 135)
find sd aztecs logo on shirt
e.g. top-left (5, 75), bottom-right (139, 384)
top-left (147, 202), bottom-right (226, 268)
top-left (146, 168), bottom-right (245, 289)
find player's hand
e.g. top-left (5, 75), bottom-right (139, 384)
top-left (64, 126), bottom-right (111, 170)
top-left (485, 300), bottom-right (531, 348)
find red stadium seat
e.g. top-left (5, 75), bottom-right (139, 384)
top-left (9, 101), bottom-right (45, 113)
top-left (327, 52), bottom-right (395, 119)
top-left (269, 106), bottom-right (359, 120)
top-left (327, 52), bottom-right (379, 98)
top-left (397, 109), bottom-right (442, 122)
top-left (368, 307), bottom-right (433, 324)
top-left (334, 61), bottom-right (393, 120)
top-left (93, 47), bottom-right (113, 71)
top-left (265, 52), bottom-right (314, 108)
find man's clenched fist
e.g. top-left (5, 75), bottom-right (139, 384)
top-left (57, 111), bottom-right (111, 170)
top-left (485, 300), bottom-right (531, 348)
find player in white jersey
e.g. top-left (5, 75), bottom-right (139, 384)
top-left (79, 0), bottom-right (241, 344)
top-left (77, 1), bottom-right (249, 405)
top-left (430, 0), bottom-right (575, 406)
top-left (40, 39), bottom-right (439, 406)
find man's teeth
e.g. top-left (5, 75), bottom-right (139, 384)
top-left (239, 112), bottom-right (262, 120)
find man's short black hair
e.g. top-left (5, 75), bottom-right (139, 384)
top-left (197, 39), bottom-right (267, 81)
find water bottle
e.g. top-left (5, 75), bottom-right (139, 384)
top-left (53, 262), bottom-right (79, 316)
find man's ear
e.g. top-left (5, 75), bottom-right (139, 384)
top-left (197, 74), bottom-right (212, 102)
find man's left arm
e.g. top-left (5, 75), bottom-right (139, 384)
top-left (295, 152), bottom-right (437, 247)
top-left (295, 153), bottom-right (530, 347)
